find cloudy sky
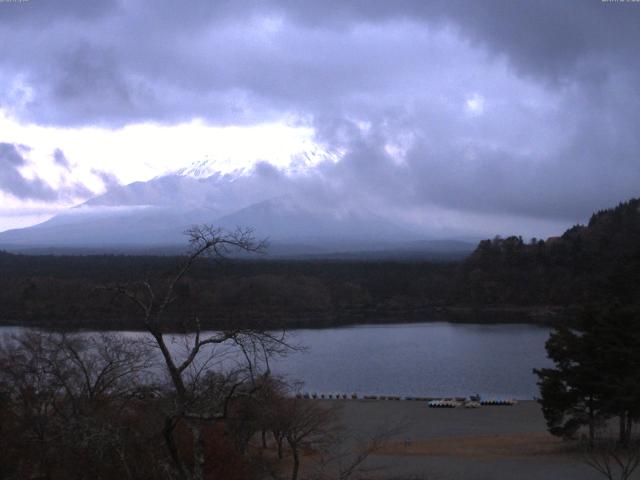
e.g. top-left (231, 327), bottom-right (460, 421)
top-left (0, 0), bottom-right (639, 237)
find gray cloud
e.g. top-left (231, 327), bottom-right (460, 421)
top-left (53, 148), bottom-right (71, 171)
top-left (91, 169), bottom-right (121, 191)
top-left (0, 1), bottom-right (638, 230)
top-left (0, 0), bottom-right (119, 25)
top-left (1, 142), bottom-right (28, 166)
top-left (270, 1), bottom-right (640, 82)
top-left (0, 143), bottom-right (100, 202)
top-left (5, 0), bottom-right (637, 126)
top-left (0, 142), bottom-right (58, 200)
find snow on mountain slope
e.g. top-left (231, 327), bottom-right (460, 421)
top-left (172, 145), bottom-right (339, 179)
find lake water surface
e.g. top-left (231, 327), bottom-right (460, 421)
top-left (276, 322), bottom-right (552, 399)
top-left (1, 322), bottom-right (552, 399)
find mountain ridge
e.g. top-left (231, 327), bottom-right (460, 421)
top-left (0, 159), bottom-right (451, 255)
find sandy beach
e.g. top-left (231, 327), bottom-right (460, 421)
top-left (325, 400), bottom-right (609, 480)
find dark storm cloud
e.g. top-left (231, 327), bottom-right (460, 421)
top-left (0, 0), bottom-right (639, 228)
top-left (271, 0), bottom-right (640, 82)
top-left (10, 0), bottom-right (638, 126)
top-left (2, 0), bottom-right (638, 121)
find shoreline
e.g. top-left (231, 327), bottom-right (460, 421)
top-left (0, 304), bottom-right (567, 333)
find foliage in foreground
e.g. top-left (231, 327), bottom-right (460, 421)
top-left (0, 331), bottom-right (390, 480)
top-left (0, 226), bottom-right (395, 480)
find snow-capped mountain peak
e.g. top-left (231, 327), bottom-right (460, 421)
top-left (173, 144), bottom-right (341, 180)
top-left (174, 158), bottom-right (238, 179)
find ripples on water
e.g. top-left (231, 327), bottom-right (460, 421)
top-left (275, 322), bottom-right (552, 399)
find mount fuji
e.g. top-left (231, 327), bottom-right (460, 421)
top-left (0, 159), bottom-right (473, 257)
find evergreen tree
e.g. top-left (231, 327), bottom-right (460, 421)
top-left (535, 306), bottom-right (640, 445)
top-left (535, 324), bottom-right (607, 444)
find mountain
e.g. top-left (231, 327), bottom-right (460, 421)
top-left (0, 195), bottom-right (417, 252)
top-left (0, 160), bottom-right (454, 255)
top-left (214, 196), bottom-right (416, 246)
top-left (0, 205), bottom-right (219, 248)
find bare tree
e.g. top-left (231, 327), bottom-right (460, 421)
top-left (106, 226), bottom-right (292, 480)
top-left (310, 423), bottom-right (403, 480)
top-left (583, 438), bottom-right (640, 480)
top-left (0, 332), bottom-right (62, 479)
top-left (278, 398), bottom-right (338, 480)
top-left (0, 331), bottom-right (158, 480)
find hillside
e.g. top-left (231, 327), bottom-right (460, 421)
top-left (461, 198), bottom-right (640, 307)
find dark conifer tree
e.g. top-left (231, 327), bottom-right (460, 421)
top-left (535, 306), bottom-right (640, 445)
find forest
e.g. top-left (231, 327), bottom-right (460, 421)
top-left (0, 198), bottom-right (639, 330)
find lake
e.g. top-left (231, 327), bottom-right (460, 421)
top-left (1, 322), bottom-right (552, 399)
top-left (275, 322), bottom-right (552, 399)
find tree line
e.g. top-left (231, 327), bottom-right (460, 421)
top-left (3, 198), bottom-right (640, 330)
